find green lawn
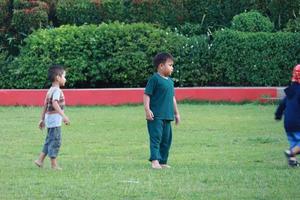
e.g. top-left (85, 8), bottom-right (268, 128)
top-left (0, 103), bottom-right (299, 200)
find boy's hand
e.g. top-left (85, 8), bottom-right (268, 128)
top-left (175, 114), bottom-right (180, 125)
top-left (38, 120), bottom-right (45, 130)
top-left (63, 116), bottom-right (70, 125)
top-left (145, 110), bottom-right (154, 120)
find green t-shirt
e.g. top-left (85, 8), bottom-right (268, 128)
top-left (145, 73), bottom-right (174, 120)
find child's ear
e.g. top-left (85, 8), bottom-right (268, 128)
top-left (55, 75), bottom-right (60, 81)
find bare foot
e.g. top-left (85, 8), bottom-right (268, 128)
top-left (34, 160), bottom-right (43, 168)
top-left (151, 160), bottom-right (162, 169)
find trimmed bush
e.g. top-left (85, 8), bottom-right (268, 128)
top-left (231, 11), bottom-right (274, 32)
top-left (211, 29), bottom-right (300, 86)
top-left (7, 22), bottom-right (300, 88)
top-left (7, 22), bottom-right (209, 89)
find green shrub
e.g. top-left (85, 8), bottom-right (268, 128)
top-left (56, 0), bottom-right (101, 25)
top-left (11, 1), bottom-right (49, 34)
top-left (11, 8), bottom-right (48, 34)
top-left (267, 0), bottom-right (300, 30)
top-left (0, 1), bottom-right (50, 56)
top-left (0, 0), bottom-right (10, 27)
top-left (127, 0), bottom-right (178, 26)
top-left (0, 29), bottom-right (7, 51)
top-left (0, 50), bottom-right (12, 88)
top-left (14, 0), bottom-right (49, 11)
top-left (7, 22), bottom-right (208, 89)
top-left (0, 50), bottom-right (7, 69)
top-left (211, 29), bottom-right (300, 86)
top-left (8, 22), bottom-right (300, 88)
top-left (99, 0), bottom-right (125, 23)
top-left (174, 36), bottom-right (211, 86)
top-left (231, 11), bottom-right (274, 32)
top-left (173, 23), bottom-right (205, 37)
top-left (284, 18), bottom-right (300, 32)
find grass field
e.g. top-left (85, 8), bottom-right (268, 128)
top-left (0, 103), bottom-right (299, 200)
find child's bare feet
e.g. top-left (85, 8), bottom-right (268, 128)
top-left (34, 160), bottom-right (43, 168)
top-left (160, 164), bottom-right (171, 169)
top-left (151, 160), bottom-right (162, 169)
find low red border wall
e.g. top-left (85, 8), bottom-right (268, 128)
top-left (0, 87), bottom-right (280, 106)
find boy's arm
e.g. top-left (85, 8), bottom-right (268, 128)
top-left (143, 94), bottom-right (154, 120)
top-left (38, 98), bottom-right (47, 129)
top-left (275, 97), bottom-right (286, 120)
top-left (173, 96), bottom-right (180, 125)
top-left (52, 100), bottom-right (70, 125)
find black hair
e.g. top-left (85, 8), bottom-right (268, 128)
top-left (48, 64), bottom-right (65, 82)
top-left (153, 52), bottom-right (174, 68)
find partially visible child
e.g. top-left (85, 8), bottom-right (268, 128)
top-left (34, 65), bottom-right (70, 170)
top-left (275, 64), bottom-right (300, 167)
top-left (143, 52), bottom-right (180, 169)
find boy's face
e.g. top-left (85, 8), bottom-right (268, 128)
top-left (57, 71), bottom-right (66, 86)
top-left (160, 58), bottom-right (174, 76)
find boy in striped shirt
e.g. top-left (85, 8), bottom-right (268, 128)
top-left (34, 65), bottom-right (70, 170)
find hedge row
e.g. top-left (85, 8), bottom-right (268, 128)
top-left (0, 0), bottom-right (266, 34)
top-left (54, 0), bottom-right (300, 31)
top-left (211, 29), bottom-right (300, 86)
top-left (55, 0), bottom-right (255, 29)
top-left (3, 0), bottom-right (299, 32)
top-left (2, 22), bottom-right (209, 88)
top-left (2, 0), bottom-right (300, 57)
top-left (2, 23), bottom-right (299, 89)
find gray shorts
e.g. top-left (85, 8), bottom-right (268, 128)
top-left (42, 127), bottom-right (61, 158)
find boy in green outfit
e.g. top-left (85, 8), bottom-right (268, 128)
top-left (143, 52), bottom-right (180, 169)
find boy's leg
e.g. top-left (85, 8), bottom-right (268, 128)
top-left (284, 132), bottom-right (300, 167)
top-left (290, 132), bottom-right (300, 156)
top-left (159, 120), bottom-right (172, 165)
top-left (147, 119), bottom-right (163, 165)
top-left (35, 152), bottom-right (46, 167)
top-left (48, 127), bottom-right (62, 169)
top-left (35, 129), bottom-right (50, 167)
top-left (50, 158), bottom-right (62, 170)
